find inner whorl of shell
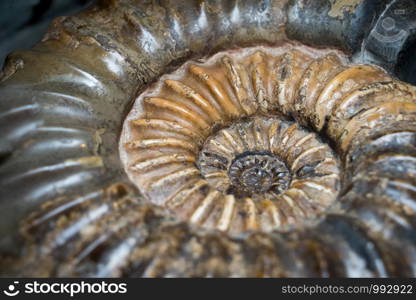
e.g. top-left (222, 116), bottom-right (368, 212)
top-left (197, 118), bottom-right (338, 208)
top-left (120, 44), bottom-right (416, 234)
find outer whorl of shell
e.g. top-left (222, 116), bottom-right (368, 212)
top-left (120, 44), bottom-right (416, 235)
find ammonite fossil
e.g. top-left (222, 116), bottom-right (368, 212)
top-left (1, 0), bottom-right (416, 277)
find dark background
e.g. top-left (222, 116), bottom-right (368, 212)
top-left (0, 0), bottom-right (94, 69)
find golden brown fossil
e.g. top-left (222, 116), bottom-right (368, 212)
top-left (120, 46), bottom-right (347, 234)
top-left (1, 0), bottom-right (416, 277)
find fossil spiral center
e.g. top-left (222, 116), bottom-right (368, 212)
top-left (228, 153), bottom-right (291, 196)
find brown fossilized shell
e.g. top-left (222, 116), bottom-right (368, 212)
top-left (120, 46), bottom-right (346, 234)
top-left (1, 0), bottom-right (416, 278)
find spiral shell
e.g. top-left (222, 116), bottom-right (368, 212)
top-left (120, 42), bottom-right (416, 239)
top-left (1, 0), bottom-right (416, 277)
top-left (120, 46), bottom-right (348, 234)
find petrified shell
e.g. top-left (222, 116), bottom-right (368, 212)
top-left (120, 46), bottom-right (346, 234)
top-left (1, 0), bottom-right (416, 277)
